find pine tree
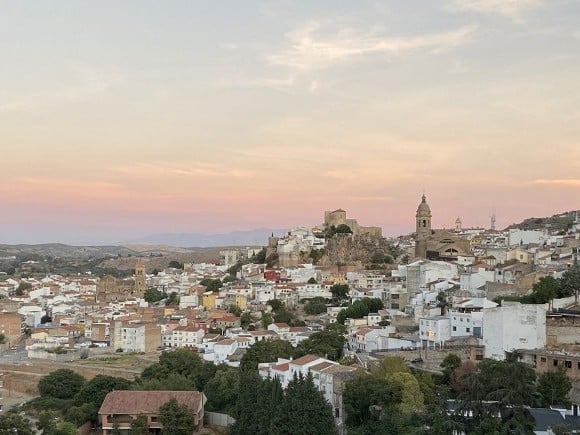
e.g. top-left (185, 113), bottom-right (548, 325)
top-left (230, 368), bottom-right (264, 435)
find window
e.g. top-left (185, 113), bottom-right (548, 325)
top-left (466, 328), bottom-right (470, 333)
top-left (540, 357), bottom-right (546, 363)
top-left (151, 416), bottom-right (158, 422)
top-left (566, 361), bottom-right (572, 369)
top-left (553, 359), bottom-right (559, 367)
top-left (453, 326), bottom-right (457, 331)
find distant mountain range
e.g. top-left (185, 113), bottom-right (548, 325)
top-left (123, 228), bottom-right (288, 248)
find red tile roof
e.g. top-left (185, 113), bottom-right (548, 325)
top-left (99, 390), bottom-right (204, 415)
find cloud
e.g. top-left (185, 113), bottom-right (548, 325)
top-left (214, 74), bottom-right (296, 91)
top-left (0, 62), bottom-right (122, 112)
top-left (267, 21), bottom-right (477, 70)
top-left (531, 179), bottom-right (580, 187)
top-left (451, 0), bottom-right (544, 22)
top-left (112, 162), bottom-right (255, 179)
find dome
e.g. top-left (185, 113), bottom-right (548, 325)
top-left (416, 194), bottom-right (431, 216)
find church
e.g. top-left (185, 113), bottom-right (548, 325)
top-left (414, 194), bottom-right (470, 261)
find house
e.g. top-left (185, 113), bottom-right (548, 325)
top-left (163, 325), bottom-right (204, 349)
top-left (99, 390), bottom-right (206, 435)
top-left (483, 302), bottom-right (547, 360)
top-left (419, 316), bottom-right (451, 349)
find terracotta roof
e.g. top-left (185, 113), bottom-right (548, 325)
top-left (99, 390), bottom-right (204, 415)
top-left (310, 361), bottom-right (336, 372)
top-left (273, 363), bottom-right (290, 371)
top-left (291, 354), bottom-right (322, 366)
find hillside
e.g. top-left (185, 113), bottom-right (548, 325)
top-left (505, 210), bottom-right (578, 232)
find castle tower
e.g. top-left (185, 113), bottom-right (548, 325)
top-left (415, 194), bottom-right (432, 258)
top-left (134, 259), bottom-right (146, 297)
top-left (455, 217), bottom-right (462, 232)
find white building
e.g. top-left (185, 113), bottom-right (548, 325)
top-left (297, 284), bottom-right (332, 300)
top-left (483, 302), bottom-right (547, 360)
top-left (419, 316), bottom-right (451, 348)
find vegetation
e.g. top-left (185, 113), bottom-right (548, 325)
top-left (159, 398), bottom-right (197, 435)
top-left (337, 298), bottom-right (384, 324)
top-left (144, 287), bottom-right (165, 303)
top-left (330, 284), bottom-right (350, 302)
top-left (325, 224), bottom-right (353, 238)
top-left (231, 372), bottom-right (337, 435)
top-left (168, 260), bottom-right (184, 269)
top-left (294, 326), bottom-right (345, 361)
top-left (38, 369), bottom-right (86, 400)
top-left (199, 278), bottom-right (223, 292)
top-left (252, 248), bottom-right (267, 264)
top-left (15, 281), bottom-right (32, 296)
top-left (0, 411), bottom-right (35, 435)
top-left (309, 248), bottom-right (325, 265)
top-left (304, 297), bottom-right (327, 315)
top-left (495, 271), bottom-right (580, 305)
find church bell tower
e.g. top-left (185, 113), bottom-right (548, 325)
top-left (415, 194), bottom-right (432, 258)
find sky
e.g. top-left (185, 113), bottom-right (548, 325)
top-left (1, 0), bottom-right (579, 245)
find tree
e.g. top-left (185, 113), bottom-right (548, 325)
top-left (38, 369), bottom-right (86, 400)
top-left (129, 414), bottom-right (150, 435)
top-left (0, 412), bottom-right (34, 435)
top-left (371, 356), bottom-right (410, 378)
top-left (204, 367), bottom-right (239, 416)
top-left (199, 278), bottom-right (223, 292)
top-left (456, 355), bottom-right (537, 432)
top-left (252, 248), bottom-right (267, 264)
top-left (530, 276), bottom-right (559, 305)
top-left (295, 328), bottom-right (345, 361)
top-left (53, 421), bottom-right (80, 435)
top-left (230, 368), bottom-right (263, 435)
top-left (228, 304), bottom-right (242, 316)
top-left (330, 284), bottom-right (349, 302)
top-left (387, 372), bottom-right (424, 414)
top-left (343, 374), bottom-right (403, 428)
top-left (440, 353), bottom-right (462, 384)
top-left (138, 348), bottom-right (216, 391)
top-left (304, 299), bottom-right (327, 315)
top-left (36, 410), bottom-right (57, 435)
top-left (335, 224), bottom-right (353, 234)
top-left (165, 291), bottom-right (179, 306)
top-left (240, 339), bottom-right (294, 371)
top-left (538, 367), bottom-right (572, 407)
top-left (74, 375), bottom-right (131, 420)
top-left (283, 373), bottom-right (338, 435)
top-left (436, 291), bottom-right (450, 315)
top-left (240, 312), bottom-right (252, 329)
top-left (309, 249), bottom-right (324, 265)
top-left (144, 287), bottom-right (165, 303)
top-left (168, 260), bottom-right (184, 269)
top-left (261, 311), bottom-right (273, 328)
top-left (15, 281), bottom-right (32, 296)
top-left (337, 298), bottom-right (384, 324)
top-left (559, 264), bottom-right (580, 300)
top-left (158, 398), bottom-right (196, 435)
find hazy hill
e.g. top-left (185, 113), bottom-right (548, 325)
top-left (0, 243), bottom-right (138, 260)
top-left (123, 228), bottom-right (287, 248)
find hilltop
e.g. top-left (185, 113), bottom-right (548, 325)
top-left (505, 210), bottom-right (578, 233)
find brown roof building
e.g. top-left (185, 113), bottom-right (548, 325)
top-left (99, 390), bottom-right (206, 434)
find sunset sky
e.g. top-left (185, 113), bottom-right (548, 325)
top-left (1, 0), bottom-right (579, 244)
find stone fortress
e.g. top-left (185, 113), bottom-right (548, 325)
top-left (323, 209), bottom-right (382, 238)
